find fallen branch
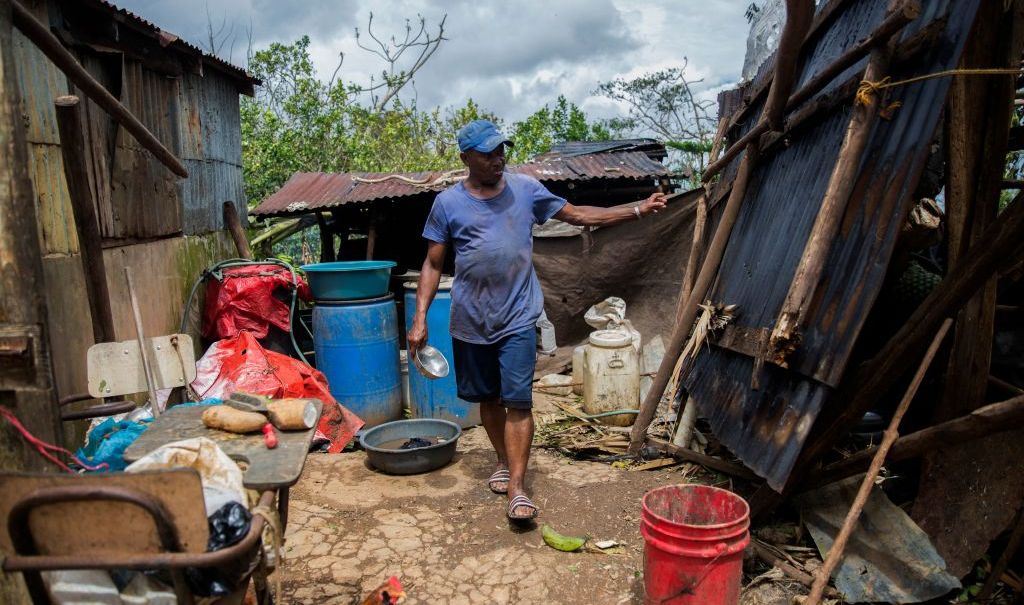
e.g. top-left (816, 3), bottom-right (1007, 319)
top-left (752, 540), bottom-right (840, 598)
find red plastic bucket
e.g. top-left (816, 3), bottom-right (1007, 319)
top-left (640, 484), bottom-right (750, 605)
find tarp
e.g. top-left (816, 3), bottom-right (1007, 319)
top-left (203, 264), bottom-right (311, 340)
top-left (190, 331), bottom-right (362, 452)
top-left (533, 191), bottom-right (700, 350)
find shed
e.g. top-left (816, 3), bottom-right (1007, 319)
top-left (9, 0), bottom-right (259, 406)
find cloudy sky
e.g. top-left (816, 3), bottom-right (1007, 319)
top-left (117, 0), bottom-right (753, 123)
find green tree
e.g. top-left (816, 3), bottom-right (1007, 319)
top-left (507, 95), bottom-right (611, 163)
top-left (241, 33), bottom-right (482, 206)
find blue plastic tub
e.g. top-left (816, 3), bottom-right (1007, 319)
top-left (302, 261), bottom-right (397, 301)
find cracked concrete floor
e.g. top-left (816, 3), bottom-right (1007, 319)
top-left (274, 409), bottom-right (694, 604)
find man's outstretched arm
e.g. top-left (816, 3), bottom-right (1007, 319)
top-left (553, 192), bottom-right (668, 227)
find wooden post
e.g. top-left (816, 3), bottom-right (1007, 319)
top-left (317, 212), bottom-right (335, 262)
top-left (366, 206), bottom-right (379, 260)
top-left (768, 19), bottom-right (899, 366)
top-left (10, 0), bottom-right (188, 178)
top-left (222, 201), bottom-right (252, 260)
top-left (812, 394), bottom-right (1024, 486)
top-left (671, 117), bottom-right (727, 449)
top-left (53, 95), bottom-right (115, 344)
top-left (794, 192), bottom-right (1024, 488)
top-left (628, 0), bottom-right (815, 455)
top-left (932, 0), bottom-right (1021, 425)
top-left (804, 318), bottom-right (953, 605)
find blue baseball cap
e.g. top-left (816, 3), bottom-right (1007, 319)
top-left (457, 119), bottom-right (514, 153)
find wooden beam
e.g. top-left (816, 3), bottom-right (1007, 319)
top-left (10, 0), bottom-right (188, 178)
top-left (316, 212), bottom-right (335, 262)
top-left (812, 394), bottom-right (1024, 486)
top-left (646, 438), bottom-right (761, 481)
top-left (936, 0), bottom-right (1021, 426)
top-left (767, 19), bottom-right (899, 367)
top-left (222, 201), bottom-right (252, 260)
top-left (366, 206), bottom-right (379, 260)
top-left (54, 95), bottom-right (115, 344)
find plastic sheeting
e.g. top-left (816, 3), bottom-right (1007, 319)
top-left (203, 264), bottom-right (311, 340)
top-left (75, 417), bottom-right (152, 472)
top-left (126, 436), bottom-right (246, 513)
top-left (190, 331), bottom-right (363, 452)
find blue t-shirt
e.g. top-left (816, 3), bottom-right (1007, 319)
top-left (422, 173), bottom-right (567, 344)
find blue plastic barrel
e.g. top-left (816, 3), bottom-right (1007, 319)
top-left (313, 294), bottom-right (402, 427)
top-left (404, 279), bottom-right (480, 428)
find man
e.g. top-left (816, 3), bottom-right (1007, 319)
top-left (407, 120), bottom-right (667, 522)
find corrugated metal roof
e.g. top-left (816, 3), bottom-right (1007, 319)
top-left (683, 0), bottom-right (982, 491)
top-left (88, 0), bottom-right (258, 87)
top-left (251, 151), bottom-right (672, 217)
top-left (539, 138), bottom-right (667, 160)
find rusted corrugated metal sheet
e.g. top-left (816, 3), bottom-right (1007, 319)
top-left (107, 59), bottom-right (182, 239)
top-left (252, 152), bottom-right (672, 217)
top-left (179, 72), bottom-right (246, 234)
top-left (683, 0), bottom-right (982, 490)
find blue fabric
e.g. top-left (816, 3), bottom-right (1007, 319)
top-left (75, 417), bottom-right (151, 472)
top-left (451, 327), bottom-right (537, 409)
top-left (456, 119), bottom-right (512, 152)
top-left (422, 173), bottom-right (566, 344)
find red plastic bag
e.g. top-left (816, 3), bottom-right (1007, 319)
top-left (191, 331), bottom-right (363, 453)
top-left (202, 264), bottom-right (312, 340)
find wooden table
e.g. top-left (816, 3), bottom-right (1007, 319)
top-left (124, 400), bottom-right (322, 529)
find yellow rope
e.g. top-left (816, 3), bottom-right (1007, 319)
top-left (857, 68), bottom-right (1023, 107)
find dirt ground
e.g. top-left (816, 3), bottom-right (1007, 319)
top-left (275, 395), bottom-right (802, 604)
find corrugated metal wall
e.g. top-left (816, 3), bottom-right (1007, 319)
top-left (179, 72), bottom-right (245, 235)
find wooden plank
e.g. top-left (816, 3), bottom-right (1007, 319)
top-left (911, 0), bottom-right (1024, 577)
top-left (0, 0), bottom-right (63, 478)
top-left (55, 95), bottom-right (114, 344)
top-left (124, 401), bottom-right (322, 490)
top-left (86, 334), bottom-right (195, 398)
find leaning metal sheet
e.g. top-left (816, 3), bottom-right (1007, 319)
top-left (684, 0), bottom-right (982, 490)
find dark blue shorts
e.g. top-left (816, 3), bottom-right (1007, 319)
top-left (451, 327), bottom-right (536, 410)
